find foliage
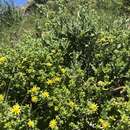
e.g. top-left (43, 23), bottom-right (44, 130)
top-left (1, 0), bottom-right (130, 130)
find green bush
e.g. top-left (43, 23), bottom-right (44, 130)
top-left (1, 0), bottom-right (130, 130)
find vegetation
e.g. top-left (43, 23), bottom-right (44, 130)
top-left (1, 0), bottom-right (130, 129)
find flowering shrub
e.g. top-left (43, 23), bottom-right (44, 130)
top-left (1, 0), bottom-right (130, 130)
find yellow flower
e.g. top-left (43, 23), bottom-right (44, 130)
top-left (0, 56), bottom-right (7, 64)
top-left (88, 102), bottom-right (98, 113)
top-left (27, 119), bottom-right (35, 128)
top-left (68, 101), bottom-right (76, 108)
top-left (11, 103), bottom-right (21, 115)
top-left (31, 85), bottom-right (40, 94)
top-left (0, 94), bottom-right (4, 102)
top-left (31, 96), bottom-right (38, 103)
top-left (53, 76), bottom-right (61, 82)
top-left (59, 65), bottom-right (66, 74)
top-left (49, 119), bottom-right (57, 129)
top-left (99, 119), bottom-right (109, 129)
top-left (46, 63), bottom-right (52, 67)
top-left (46, 79), bottom-right (54, 85)
top-left (47, 76), bottom-right (61, 85)
top-left (42, 91), bottom-right (49, 98)
top-left (61, 68), bottom-right (66, 74)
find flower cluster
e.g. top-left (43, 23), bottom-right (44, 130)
top-left (46, 76), bottom-right (61, 85)
top-left (49, 119), bottom-right (57, 129)
top-left (0, 56), bottom-right (7, 64)
top-left (99, 119), bottom-right (110, 129)
top-left (88, 102), bottom-right (98, 113)
top-left (11, 103), bottom-right (21, 115)
top-left (27, 119), bottom-right (35, 128)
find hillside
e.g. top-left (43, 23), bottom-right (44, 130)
top-left (1, 0), bottom-right (130, 130)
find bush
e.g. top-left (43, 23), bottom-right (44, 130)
top-left (1, 0), bottom-right (130, 130)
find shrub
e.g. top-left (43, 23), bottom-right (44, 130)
top-left (1, 0), bottom-right (130, 130)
